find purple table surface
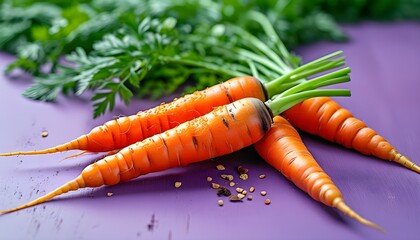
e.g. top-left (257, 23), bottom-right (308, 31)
top-left (1, 21), bottom-right (420, 240)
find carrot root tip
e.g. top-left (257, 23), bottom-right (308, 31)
top-left (62, 151), bottom-right (92, 161)
top-left (333, 199), bottom-right (385, 232)
top-left (0, 176), bottom-right (86, 214)
top-left (390, 149), bottom-right (420, 174)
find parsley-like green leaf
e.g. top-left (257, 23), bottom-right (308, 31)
top-left (2, 0), bottom-right (420, 117)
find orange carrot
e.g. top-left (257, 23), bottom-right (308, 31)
top-left (254, 116), bottom-right (384, 231)
top-left (282, 97), bottom-right (419, 174)
top-left (0, 51), bottom-right (347, 157)
top-left (0, 97), bottom-right (273, 213)
top-left (0, 76), bottom-right (266, 156)
top-left (0, 84), bottom-right (351, 214)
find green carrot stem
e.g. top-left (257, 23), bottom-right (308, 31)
top-left (280, 68), bottom-right (351, 97)
top-left (264, 52), bottom-right (346, 97)
top-left (288, 58), bottom-right (346, 82)
top-left (161, 57), bottom-right (248, 77)
top-left (231, 47), bottom-right (286, 75)
top-left (229, 24), bottom-right (289, 72)
top-left (267, 89), bottom-right (351, 116)
top-left (247, 60), bottom-right (260, 80)
top-left (247, 10), bottom-right (293, 68)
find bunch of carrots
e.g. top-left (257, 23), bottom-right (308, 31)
top-left (0, 11), bottom-right (417, 234)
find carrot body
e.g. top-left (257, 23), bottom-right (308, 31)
top-left (0, 76), bottom-right (266, 156)
top-left (254, 116), bottom-right (383, 231)
top-left (1, 97), bottom-right (273, 213)
top-left (282, 97), bottom-right (420, 173)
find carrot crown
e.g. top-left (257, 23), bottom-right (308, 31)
top-left (265, 68), bottom-right (351, 116)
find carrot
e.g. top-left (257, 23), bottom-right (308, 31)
top-left (0, 76), bottom-right (264, 156)
top-left (0, 98), bottom-right (272, 214)
top-left (235, 13), bottom-right (418, 174)
top-left (254, 116), bottom-right (384, 231)
top-left (0, 81), bottom-right (351, 213)
top-left (282, 97), bottom-right (420, 174)
top-left (0, 51), bottom-right (346, 157)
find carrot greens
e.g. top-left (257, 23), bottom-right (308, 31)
top-left (0, 0), bottom-right (348, 117)
top-left (3, 0), bottom-right (417, 117)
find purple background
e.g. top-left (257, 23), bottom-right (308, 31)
top-left (1, 22), bottom-right (420, 240)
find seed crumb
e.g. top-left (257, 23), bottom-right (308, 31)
top-left (247, 195), bottom-right (253, 200)
top-left (107, 192), bottom-right (113, 197)
top-left (216, 164), bottom-right (225, 170)
top-left (249, 187), bottom-right (255, 193)
top-left (218, 199), bottom-right (224, 206)
top-left (235, 187), bottom-right (244, 193)
top-left (229, 194), bottom-right (243, 202)
top-left (260, 191), bottom-right (267, 196)
top-left (207, 177), bottom-right (213, 182)
top-left (211, 183), bottom-right (220, 189)
top-left (229, 182), bottom-right (236, 187)
top-left (174, 181), bottom-right (182, 188)
top-left (217, 186), bottom-right (231, 196)
top-left (41, 131), bottom-right (49, 138)
top-left (265, 199), bottom-right (271, 205)
top-left (237, 193), bottom-right (245, 200)
top-left (236, 165), bottom-right (249, 174)
top-left (259, 174), bottom-right (266, 179)
top-left (241, 190), bottom-right (247, 195)
top-left (239, 173), bottom-right (248, 180)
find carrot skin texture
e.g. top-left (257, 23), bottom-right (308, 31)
top-left (254, 116), bottom-right (383, 231)
top-left (82, 76), bottom-right (266, 152)
top-left (283, 97), bottom-right (420, 173)
top-left (89, 97), bottom-right (272, 185)
top-left (1, 98), bottom-right (272, 213)
top-left (0, 76), bottom-right (266, 156)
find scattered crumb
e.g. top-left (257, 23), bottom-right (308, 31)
top-left (229, 194), bottom-right (243, 202)
top-left (216, 164), bottom-right (225, 170)
top-left (174, 181), bottom-right (182, 188)
top-left (236, 165), bottom-right (249, 174)
top-left (41, 131), bottom-right (49, 138)
top-left (107, 192), bottom-right (113, 197)
top-left (239, 173), bottom-right (248, 180)
top-left (217, 186), bottom-right (231, 196)
top-left (220, 174), bottom-right (234, 181)
top-left (209, 165), bottom-right (271, 206)
top-left (237, 193), bottom-right (245, 200)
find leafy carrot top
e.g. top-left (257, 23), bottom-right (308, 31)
top-left (2, 0), bottom-right (419, 117)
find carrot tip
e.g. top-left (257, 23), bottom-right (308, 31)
top-left (1, 176), bottom-right (86, 214)
top-left (334, 199), bottom-right (385, 232)
top-left (0, 152), bottom-right (21, 157)
top-left (62, 150), bottom-right (91, 161)
top-left (391, 149), bottom-right (420, 174)
top-left (0, 150), bottom-right (54, 157)
top-left (1, 208), bottom-right (21, 215)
